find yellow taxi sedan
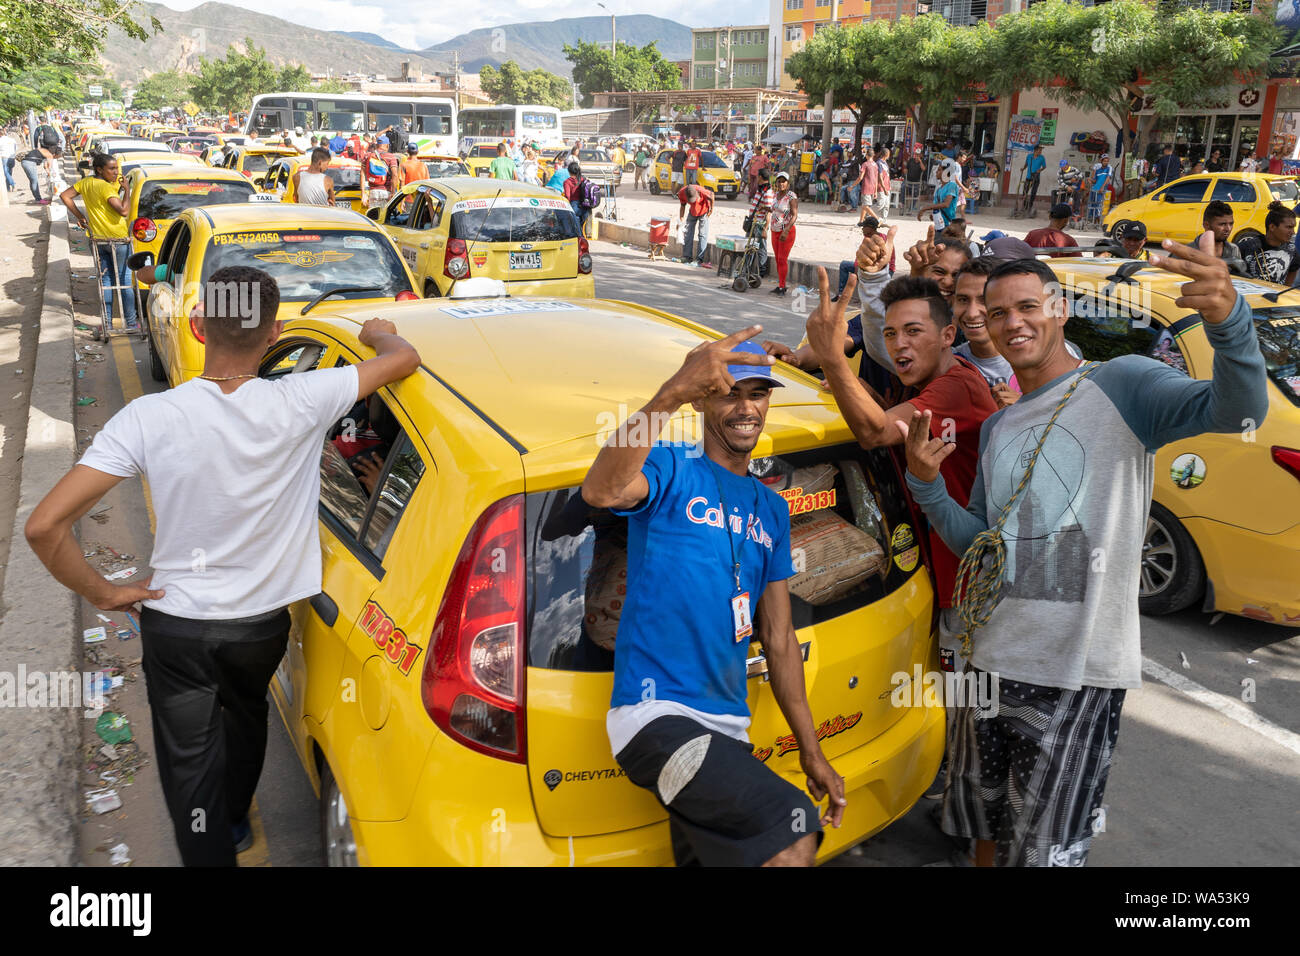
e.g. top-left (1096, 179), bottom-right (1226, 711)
top-left (261, 155), bottom-right (370, 213)
top-left (136, 203), bottom-right (417, 387)
top-left (1105, 172), bottom-right (1300, 245)
top-left (259, 291), bottom-right (944, 865)
top-left (649, 148), bottom-right (742, 199)
top-left (463, 143), bottom-right (500, 178)
top-left (413, 150), bottom-right (470, 180)
top-left (368, 177), bottom-right (594, 298)
top-left (217, 144), bottom-right (302, 188)
top-left (1047, 258), bottom-right (1300, 624)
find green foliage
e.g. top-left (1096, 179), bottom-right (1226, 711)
top-left (312, 78), bottom-right (351, 94)
top-left (479, 61), bottom-right (573, 110)
top-left (131, 71), bottom-right (189, 112)
top-left (0, 0), bottom-right (160, 73)
top-left (0, 60), bottom-right (86, 115)
top-left (277, 65), bottom-right (312, 90)
top-left (563, 40), bottom-right (681, 108)
top-left (188, 37), bottom-right (280, 114)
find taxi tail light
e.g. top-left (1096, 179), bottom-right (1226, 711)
top-left (394, 290), bottom-right (419, 301)
top-left (1272, 446), bottom-right (1300, 484)
top-left (578, 236), bottom-right (592, 274)
top-left (422, 495), bottom-right (526, 763)
top-left (131, 217), bottom-right (157, 242)
top-left (444, 237), bottom-right (470, 280)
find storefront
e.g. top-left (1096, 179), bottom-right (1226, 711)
top-left (933, 94), bottom-right (1004, 159)
top-left (1135, 86), bottom-right (1264, 170)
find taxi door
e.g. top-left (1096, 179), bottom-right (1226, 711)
top-left (381, 188), bottom-right (443, 293)
top-left (1143, 177), bottom-right (1211, 242)
top-left (146, 218), bottom-right (194, 386)
top-left (1207, 177), bottom-right (1262, 241)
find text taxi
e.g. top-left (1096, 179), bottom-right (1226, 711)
top-left (367, 177), bottom-right (594, 298)
top-left (1046, 258), bottom-right (1300, 625)
top-left (261, 290), bottom-right (943, 865)
top-left (132, 203), bottom-right (417, 387)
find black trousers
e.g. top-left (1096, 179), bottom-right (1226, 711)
top-left (139, 606), bottom-right (289, 867)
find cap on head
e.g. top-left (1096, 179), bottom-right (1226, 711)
top-left (1120, 221), bottom-right (1147, 240)
top-left (982, 237), bottom-right (1037, 261)
top-left (775, 170), bottom-right (790, 181)
top-left (726, 341), bottom-right (784, 389)
top-left (378, 135), bottom-right (389, 144)
top-left (407, 144), bottom-right (418, 153)
top-left (1059, 159), bottom-right (1069, 167)
top-left (1049, 202), bottom-right (1072, 220)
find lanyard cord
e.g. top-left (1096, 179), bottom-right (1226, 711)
top-left (707, 459), bottom-right (759, 594)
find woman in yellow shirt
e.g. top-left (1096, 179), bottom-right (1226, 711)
top-left (60, 153), bottom-right (137, 332)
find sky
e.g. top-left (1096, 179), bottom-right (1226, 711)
top-left (153, 0), bottom-right (772, 49)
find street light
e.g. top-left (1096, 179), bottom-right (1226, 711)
top-left (596, 3), bottom-right (616, 61)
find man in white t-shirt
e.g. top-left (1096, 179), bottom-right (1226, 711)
top-left (25, 265), bottom-right (421, 866)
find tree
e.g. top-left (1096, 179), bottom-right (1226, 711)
top-left (0, 59), bottom-right (86, 116)
top-left (986, 0), bottom-right (1280, 178)
top-left (188, 37), bottom-right (281, 114)
top-left (313, 78), bottom-right (351, 93)
top-left (480, 61), bottom-right (573, 111)
top-left (277, 65), bottom-right (312, 90)
top-left (564, 40), bottom-right (681, 108)
top-left (0, 0), bottom-right (160, 73)
top-left (787, 21), bottom-right (898, 158)
top-left (131, 71), bottom-right (190, 113)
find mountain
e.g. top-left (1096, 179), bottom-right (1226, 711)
top-left (423, 15), bottom-right (692, 78)
top-left (333, 31), bottom-right (412, 53)
top-left (99, 2), bottom-right (449, 81)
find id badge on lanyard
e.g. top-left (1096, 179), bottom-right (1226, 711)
top-left (711, 464), bottom-right (757, 643)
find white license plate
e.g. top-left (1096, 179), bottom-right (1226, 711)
top-left (333, 200), bottom-right (350, 207)
top-left (509, 252), bottom-right (541, 270)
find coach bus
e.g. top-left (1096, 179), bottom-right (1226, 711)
top-left (243, 92), bottom-right (457, 154)
top-left (457, 104), bottom-right (564, 152)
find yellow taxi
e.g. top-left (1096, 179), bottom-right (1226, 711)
top-left (74, 126), bottom-right (118, 161)
top-left (147, 125), bottom-right (185, 143)
top-left (259, 290), bottom-right (944, 865)
top-left (1105, 173), bottom-right (1300, 245)
top-left (413, 150), bottom-right (470, 180)
top-left (137, 203), bottom-right (417, 386)
top-left (261, 155), bottom-right (370, 213)
top-left (462, 143), bottom-right (501, 178)
top-left (109, 151), bottom-right (201, 183)
top-left (216, 144), bottom-right (302, 188)
top-left (368, 178), bottom-right (594, 298)
top-left (649, 148), bottom-right (742, 200)
top-left (1046, 258), bottom-right (1300, 624)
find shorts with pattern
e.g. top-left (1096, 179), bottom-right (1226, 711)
top-left (615, 715), bottom-right (822, 867)
top-left (941, 667), bottom-right (1125, 867)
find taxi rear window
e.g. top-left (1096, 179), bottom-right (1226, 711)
top-left (526, 443), bottom-right (918, 673)
top-left (1254, 307), bottom-right (1300, 406)
top-left (326, 167), bottom-right (363, 189)
top-left (200, 229), bottom-right (411, 302)
top-left (450, 204), bottom-right (580, 243)
top-left (423, 160), bottom-right (466, 178)
top-left (138, 180), bottom-right (256, 219)
top-left (1268, 180), bottom-right (1299, 203)
top-left (242, 154), bottom-right (273, 173)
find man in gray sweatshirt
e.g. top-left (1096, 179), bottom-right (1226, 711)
top-left (896, 235), bottom-right (1269, 867)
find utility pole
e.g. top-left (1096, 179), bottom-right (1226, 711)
top-left (452, 50), bottom-right (460, 110)
top-left (597, 3), bottom-right (616, 60)
top-left (821, 0), bottom-right (837, 155)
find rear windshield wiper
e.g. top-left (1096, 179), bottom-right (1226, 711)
top-left (300, 285), bottom-right (389, 316)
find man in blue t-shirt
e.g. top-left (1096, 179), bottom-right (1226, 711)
top-left (328, 131), bottom-right (347, 155)
top-left (581, 328), bottom-right (847, 867)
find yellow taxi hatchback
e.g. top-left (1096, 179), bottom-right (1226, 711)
top-left (262, 155), bottom-right (370, 213)
top-left (1046, 258), bottom-right (1300, 625)
top-left (262, 294), bottom-right (944, 865)
top-left (463, 143), bottom-right (500, 178)
top-left (142, 203), bottom-right (417, 386)
top-left (649, 148), bottom-right (742, 199)
top-left (413, 151), bottom-right (470, 180)
top-left (1105, 172), bottom-right (1300, 245)
top-left (218, 144), bottom-right (302, 187)
top-left (370, 177), bottom-right (594, 298)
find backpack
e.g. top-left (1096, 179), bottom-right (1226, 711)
top-left (366, 156), bottom-right (389, 189)
top-left (38, 125), bottom-right (59, 148)
top-left (579, 177), bottom-right (602, 209)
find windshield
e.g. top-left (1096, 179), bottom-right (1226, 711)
top-left (700, 151), bottom-right (728, 169)
top-left (201, 229), bottom-right (411, 302)
top-left (521, 111), bottom-right (557, 129)
top-left (108, 142), bottom-right (170, 154)
top-left (449, 199), bottom-right (580, 242)
top-left (139, 180), bottom-right (256, 219)
top-left (1254, 307), bottom-right (1300, 406)
top-left (469, 145), bottom-right (498, 158)
top-left (578, 149), bottom-right (609, 163)
top-left (327, 167), bottom-right (363, 189)
top-left (1268, 180), bottom-right (1300, 203)
top-left (423, 159), bottom-right (467, 178)
top-left (241, 154), bottom-right (278, 173)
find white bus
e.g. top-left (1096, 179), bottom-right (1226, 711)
top-left (457, 104), bottom-right (564, 152)
top-left (244, 92), bottom-right (457, 154)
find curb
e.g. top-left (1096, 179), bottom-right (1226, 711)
top-left (595, 217), bottom-right (841, 291)
top-left (0, 206), bottom-right (79, 866)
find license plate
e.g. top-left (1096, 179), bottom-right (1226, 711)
top-left (333, 200), bottom-right (350, 207)
top-left (509, 252), bottom-right (541, 270)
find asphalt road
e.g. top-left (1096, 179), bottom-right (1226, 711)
top-left (63, 232), bottom-right (1300, 868)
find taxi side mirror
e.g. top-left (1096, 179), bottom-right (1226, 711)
top-left (77, 160), bottom-right (90, 172)
top-left (126, 251), bottom-right (154, 270)
top-left (1161, 192), bottom-right (1174, 202)
top-left (366, 207), bottom-right (381, 221)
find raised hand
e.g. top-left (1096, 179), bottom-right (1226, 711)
top-left (661, 324), bottom-right (774, 406)
top-left (805, 266), bottom-right (854, 365)
top-left (893, 408), bottom-right (957, 482)
top-left (1148, 231), bottom-right (1239, 325)
top-left (904, 224), bottom-right (940, 276)
top-left (856, 223), bottom-right (898, 275)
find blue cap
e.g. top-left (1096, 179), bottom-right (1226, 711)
top-left (727, 340), bottom-right (783, 388)
top-left (378, 135), bottom-right (389, 144)
top-left (979, 229), bottom-right (1008, 241)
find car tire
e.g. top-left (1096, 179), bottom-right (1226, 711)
top-left (319, 762), bottom-right (359, 867)
top-left (649, 181), bottom-right (659, 196)
top-left (1108, 218), bottom-right (1131, 239)
top-left (423, 279), bottom-right (442, 298)
top-left (1233, 228), bottom-right (1262, 246)
top-left (146, 321), bottom-right (166, 383)
top-left (1139, 500), bottom-right (1206, 616)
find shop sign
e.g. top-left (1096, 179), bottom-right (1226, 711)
top-left (1039, 108), bottom-right (1058, 146)
top-left (1007, 115), bottom-right (1043, 152)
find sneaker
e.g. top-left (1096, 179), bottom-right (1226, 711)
top-left (232, 816), bottom-right (253, 854)
top-left (35, 199), bottom-right (49, 205)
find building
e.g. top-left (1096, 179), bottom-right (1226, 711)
top-left (690, 26), bottom-right (771, 90)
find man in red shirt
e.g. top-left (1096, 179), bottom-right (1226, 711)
top-left (677, 183), bottom-right (714, 266)
top-left (804, 226), bottom-right (997, 656)
top-left (684, 139), bottom-right (701, 186)
top-left (1024, 203), bottom-right (1081, 257)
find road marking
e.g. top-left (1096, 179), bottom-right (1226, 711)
top-left (1141, 656), bottom-right (1300, 757)
top-left (108, 331), bottom-right (274, 866)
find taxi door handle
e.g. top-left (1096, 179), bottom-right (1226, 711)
top-left (310, 591), bottom-right (338, 627)
top-left (746, 641), bottom-right (811, 682)
top-left (418, 242), bottom-right (428, 249)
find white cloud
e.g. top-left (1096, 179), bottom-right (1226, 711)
top-left (152, 0), bottom-right (771, 49)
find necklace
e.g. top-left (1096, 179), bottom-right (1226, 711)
top-left (198, 373), bottom-right (256, 382)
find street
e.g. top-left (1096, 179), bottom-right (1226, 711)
top-left (48, 225), bottom-right (1300, 868)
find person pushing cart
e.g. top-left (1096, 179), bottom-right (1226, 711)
top-left (60, 151), bottom-right (141, 339)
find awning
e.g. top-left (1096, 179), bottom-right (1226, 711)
top-left (765, 128), bottom-right (805, 146)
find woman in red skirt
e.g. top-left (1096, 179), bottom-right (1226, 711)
top-left (769, 171), bottom-right (799, 295)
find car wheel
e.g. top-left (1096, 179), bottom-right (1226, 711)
top-left (423, 279), bottom-right (442, 298)
top-left (1233, 228), bottom-right (1262, 246)
top-left (1139, 501), bottom-right (1206, 616)
top-left (649, 181), bottom-right (659, 196)
top-left (319, 761), bottom-right (359, 867)
top-left (146, 320), bottom-right (166, 383)
top-left (1108, 218), bottom-right (1131, 239)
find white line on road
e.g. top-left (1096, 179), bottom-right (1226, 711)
top-left (1141, 655), bottom-right (1300, 757)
